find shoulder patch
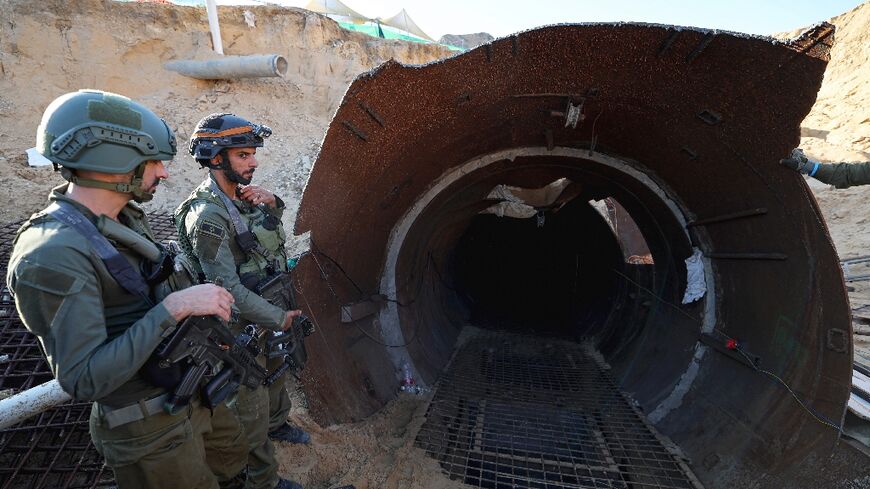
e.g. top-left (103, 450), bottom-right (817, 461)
top-left (199, 220), bottom-right (226, 241)
top-left (15, 259), bottom-right (85, 297)
top-left (193, 218), bottom-right (227, 263)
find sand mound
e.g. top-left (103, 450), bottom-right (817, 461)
top-left (0, 0), bottom-right (453, 223)
top-left (798, 1), bottom-right (870, 163)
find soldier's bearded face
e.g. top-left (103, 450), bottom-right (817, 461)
top-left (141, 160), bottom-right (169, 195)
top-left (226, 147), bottom-right (258, 183)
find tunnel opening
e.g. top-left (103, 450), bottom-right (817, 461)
top-left (374, 150), bottom-right (720, 487)
top-left (390, 155), bottom-right (712, 487)
top-left (384, 150), bottom-right (703, 395)
top-left (452, 198), bottom-right (625, 337)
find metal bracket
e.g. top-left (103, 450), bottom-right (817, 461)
top-left (827, 328), bottom-right (848, 353)
top-left (340, 295), bottom-right (386, 323)
top-left (697, 110), bottom-right (722, 125)
top-left (841, 256), bottom-right (870, 282)
top-left (358, 101), bottom-right (385, 127)
top-left (681, 146), bottom-right (698, 160)
top-left (341, 121), bottom-right (368, 142)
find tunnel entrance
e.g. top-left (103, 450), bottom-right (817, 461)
top-left (295, 23), bottom-right (856, 488)
top-left (453, 199), bottom-right (624, 337)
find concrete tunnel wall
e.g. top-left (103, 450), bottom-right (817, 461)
top-left (292, 23), bottom-right (853, 486)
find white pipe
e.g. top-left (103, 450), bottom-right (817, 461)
top-left (206, 0), bottom-right (224, 55)
top-left (165, 54), bottom-right (288, 80)
top-left (0, 379), bottom-right (72, 430)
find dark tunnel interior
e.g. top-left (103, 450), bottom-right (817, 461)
top-left (452, 200), bottom-right (624, 337)
top-left (389, 157), bottom-right (699, 392)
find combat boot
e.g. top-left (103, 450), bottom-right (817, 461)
top-left (275, 478), bottom-right (303, 489)
top-left (268, 422), bottom-right (311, 444)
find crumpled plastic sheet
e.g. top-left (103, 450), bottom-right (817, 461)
top-left (682, 247), bottom-right (706, 304)
top-left (481, 178), bottom-right (572, 219)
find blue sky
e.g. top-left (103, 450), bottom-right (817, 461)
top-left (217, 0), bottom-right (865, 40)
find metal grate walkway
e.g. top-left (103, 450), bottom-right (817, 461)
top-left (0, 211), bottom-right (177, 489)
top-left (415, 333), bottom-right (704, 489)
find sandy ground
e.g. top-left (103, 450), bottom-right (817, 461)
top-left (274, 386), bottom-right (466, 489)
top-left (0, 1), bottom-right (869, 487)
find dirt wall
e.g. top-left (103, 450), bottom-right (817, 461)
top-left (0, 0), bottom-right (454, 223)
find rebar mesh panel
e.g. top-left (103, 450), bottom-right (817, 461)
top-left (415, 333), bottom-right (703, 489)
top-left (0, 212), bottom-right (177, 489)
top-left (147, 211), bottom-right (178, 243)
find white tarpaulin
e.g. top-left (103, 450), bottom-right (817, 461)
top-left (681, 247), bottom-right (707, 304)
top-left (380, 9), bottom-right (433, 41)
top-left (303, 0), bottom-right (368, 23)
top-left (482, 178), bottom-right (578, 219)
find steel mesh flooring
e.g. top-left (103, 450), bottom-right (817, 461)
top-left (415, 333), bottom-right (703, 489)
top-left (0, 211), bottom-right (176, 489)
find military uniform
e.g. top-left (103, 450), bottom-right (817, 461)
top-left (7, 186), bottom-right (246, 489)
top-left (812, 161), bottom-right (870, 189)
top-left (176, 175), bottom-right (292, 489)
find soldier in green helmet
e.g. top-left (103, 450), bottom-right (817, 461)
top-left (781, 147), bottom-right (870, 187)
top-left (175, 113), bottom-right (308, 489)
top-left (5, 90), bottom-right (249, 489)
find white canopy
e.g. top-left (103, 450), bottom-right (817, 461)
top-left (380, 8), bottom-right (433, 41)
top-left (303, 0), bottom-right (368, 23)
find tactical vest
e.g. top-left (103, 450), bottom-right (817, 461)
top-left (15, 200), bottom-right (193, 339)
top-left (174, 179), bottom-right (288, 288)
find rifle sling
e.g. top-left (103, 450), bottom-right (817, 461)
top-left (209, 179), bottom-right (272, 259)
top-left (46, 201), bottom-right (152, 304)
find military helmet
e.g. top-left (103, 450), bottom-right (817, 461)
top-left (188, 113), bottom-right (271, 166)
top-left (36, 89), bottom-right (177, 173)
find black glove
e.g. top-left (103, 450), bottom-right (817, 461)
top-left (779, 148), bottom-right (816, 174)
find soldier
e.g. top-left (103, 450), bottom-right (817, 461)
top-left (175, 113), bottom-right (308, 489)
top-left (6, 90), bottom-right (248, 489)
top-left (781, 147), bottom-right (870, 187)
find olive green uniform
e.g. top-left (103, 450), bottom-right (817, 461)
top-left (6, 186), bottom-right (246, 489)
top-left (176, 176), bottom-right (292, 489)
top-left (812, 161), bottom-right (870, 189)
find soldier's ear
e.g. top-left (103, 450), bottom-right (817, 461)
top-left (210, 154), bottom-right (222, 167)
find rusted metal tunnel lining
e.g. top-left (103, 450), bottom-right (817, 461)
top-left (294, 22), bottom-right (852, 487)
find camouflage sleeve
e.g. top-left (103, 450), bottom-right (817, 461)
top-left (6, 241), bottom-right (175, 401)
top-left (812, 161), bottom-right (870, 189)
top-left (265, 194), bottom-right (285, 219)
top-left (184, 204), bottom-right (286, 330)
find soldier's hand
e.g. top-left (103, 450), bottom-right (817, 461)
top-left (280, 309), bottom-right (303, 331)
top-left (162, 284), bottom-right (235, 322)
top-left (779, 148), bottom-right (815, 174)
top-left (239, 185), bottom-right (276, 208)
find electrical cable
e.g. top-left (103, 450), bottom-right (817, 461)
top-left (303, 243), bottom-right (439, 348)
top-left (611, 267), bottom-right (844, 433)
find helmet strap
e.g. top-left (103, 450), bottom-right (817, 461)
top-left (65, 164), bottom-right (153, 203)
top-left (129, 163), bottom-right (153, 203)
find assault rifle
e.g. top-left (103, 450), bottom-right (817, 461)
top-left (154, 314), bottom-right (267, 414)
top-left (256, 272), bottom-right (315, 382)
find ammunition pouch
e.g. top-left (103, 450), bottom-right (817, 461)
top-left (250, 271), bottom-right (315, 376)
top-left (141, 244), bottom-right (175, 288)
top-left (140, 353), bottom-right (185, 390)
top-left (235, 230), bottom-right (259, 253)
top-left (254, 271), bottom-right (294, 310)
